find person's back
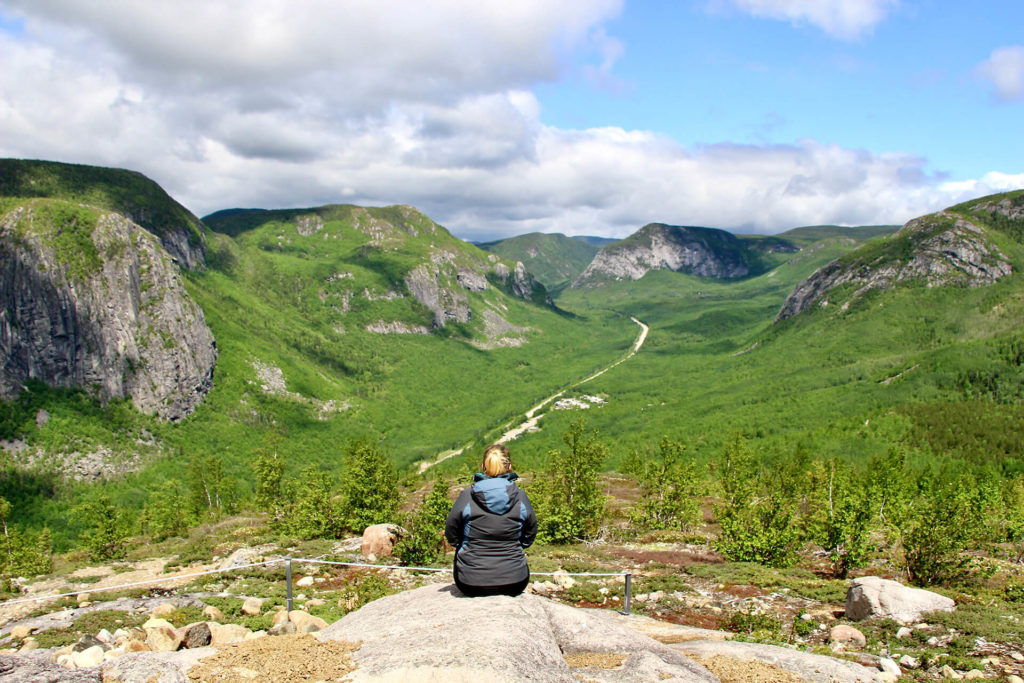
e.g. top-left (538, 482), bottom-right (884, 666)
top-left (445, 444), bottom-right (537, 597)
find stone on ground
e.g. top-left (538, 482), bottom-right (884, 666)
top-left (318, 583), bottom-right (716, 682)
top-left (202, 605), bottom-right (224, 622)
top-left (360, 523), bottom-right (407, 560)
top-left (829, 624), bottom-right (867, 649)
top-left (241, 597), bottom-right (264, 616)
top-left (181, 622), bottom-right (212, 649)
top-left (845, 576), bottom-right (955, 622)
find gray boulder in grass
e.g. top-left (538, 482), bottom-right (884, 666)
top-left (845, 576), bottom-right (954, 622)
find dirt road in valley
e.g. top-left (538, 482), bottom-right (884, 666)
top-left (418, 317), bottom-right (649, 472)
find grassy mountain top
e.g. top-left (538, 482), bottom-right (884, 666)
top-left (770, 224), bottom-right (898, 247)
top-left (0, 159), bottom-right (203, 248)
top-left (477, 232), bottom-right (603, 290)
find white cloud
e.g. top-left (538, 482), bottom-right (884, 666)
top-left (0, 0), bottom-right (1011, 243)
top-left (975, 46), bottom-right (1024, 102)
top-left (724, 0), bottom-right (897, 40)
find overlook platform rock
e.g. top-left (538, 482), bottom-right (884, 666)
top-left (317, 583), bottom-right (718, 682)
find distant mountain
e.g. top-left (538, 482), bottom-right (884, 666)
top-left (572, 235), bottom-right (620, 248)
top-left (0, 160), bottom-right (216, 419)
top-left (571, 223), bottom-right (798, 287)
top-left (476, 232), bottom-right (606, 289)
top-left (776, 192), bottom-right (1022, 322)
top-left (204, 204), bottom-right (551, 329)
top-left (773, 225), bottom-right (899, 248)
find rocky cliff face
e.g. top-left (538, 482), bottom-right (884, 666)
top-left (0, 202), bottom-right (216, 419)
top-left (775, 208), bottom-right (1015, 322)
top-left (572, 223), bottom-right (796, 286)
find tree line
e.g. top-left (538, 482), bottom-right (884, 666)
top-left (4, 419), bottom-right (1023, 590)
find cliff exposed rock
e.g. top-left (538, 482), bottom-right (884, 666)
top-left (776, 207), bottom-right (1015, 322)
top-left (0, 202), bottom-right (216, 419)
top-left (573, 223), bottom-right (797, 287)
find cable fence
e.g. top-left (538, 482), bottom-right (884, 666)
top-left (2, 557), bottom-right (636, 615)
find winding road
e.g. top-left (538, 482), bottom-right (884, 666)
top-left (418, 316), bottom-right (649, 473)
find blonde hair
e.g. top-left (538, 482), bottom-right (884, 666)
top-left (482, 444), bottom-right (512, 478)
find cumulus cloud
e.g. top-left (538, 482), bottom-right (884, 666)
top-left (0, 0), bottom-right (1008, 242)
top-left (723, 0), bottom-right (897, 40)
top-left (975, 46), bottom-right (1024, 102)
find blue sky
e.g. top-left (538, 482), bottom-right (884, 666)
top-left (0, 0), bottom-right (1021, 240)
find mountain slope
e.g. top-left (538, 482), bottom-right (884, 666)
top-left (0, 168), bottom-right (216, 420)
top-left (476, 232), bottom-right (604, 290)
top-left (776, 194), bottom-right (1021, 322)
top-left (571, 223), bottom-right (798, 287)
top-left (0, 159), bottom-right (206, 270)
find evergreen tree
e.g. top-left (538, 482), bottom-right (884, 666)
top-left (338, 439), bottom-right (398, 532)
top-left (286, 466), bottom-right (343, 539)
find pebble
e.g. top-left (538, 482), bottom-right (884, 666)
top-left (895, 626), bottom-right (912, 639)
top-left (898, 654), bottom-right (919, 669)
top-left (939, 664), bottom-right (961, 680)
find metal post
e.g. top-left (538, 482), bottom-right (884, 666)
top-left (622, 572), bottom-right (632, 615)
top-left (286, 559), bottom-right (293, 612)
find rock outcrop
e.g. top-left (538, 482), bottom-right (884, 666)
top-left (845, 576), bottom-right (955, 623)
top-left (317, 583), bottom-right (717, 682)
top-left (0, 205), bottom-right (216, 419)
top-left (573, 223), bottom-right (797, 287)
top-left (776, 208), bottom-right (1014, 322)
top-left (674, 641), bottom-right (884, 683)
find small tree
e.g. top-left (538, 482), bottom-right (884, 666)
top-left (533, 420), bottom-right (608, 544)
top-left (338, 439), bottom-right (398, 533)
top-left (624, 436), bottom-right (701, 532)
top-left (0, 497), bottom-right (52, 578)
top-left (75, 494), bottom-right (127, 561)
top-left (145, 480), bottom-right (191, 541)
top-left (286, 466), bottom-right (343, 540)
top-left (395, 477), bottom-right (452, 566)
top-left (1004, 475), bottom-right (1024, 564)
top-left (712, 436), bottom-right (801, 568)
top-left (252, 439), bottom-right (286, 523)
top-left (899, 472), bottom-right (985, 586)
top-left (819, 460), bottom-right (873, 578)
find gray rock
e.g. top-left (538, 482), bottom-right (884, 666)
top-left (99, 647), bottom-right (216, 683)
top-left (673, 640), bottom-right (884, 683)
top-left (180, 622), bottom-right (211, 649)
top-left (318, 583), bottom-right (716, 682)
top-left (776, 210), bottom-right (1012, 322)
top-left (574, 224), bottom-right (792, 286)
top-left (73, 633), bottom-right (107, 652)
top-left (0, 651), bottom-right (101, 682)
top-left (845, 576), bottom-right (955, 622)
top-left (0, 208), bottom-right (216, 421)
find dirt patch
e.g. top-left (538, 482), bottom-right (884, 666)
top-left (659, 610), bottom-right (728, 631)
top-left (691, 655), bottom-right (805, 683)
top-left (613, 548), bottom-right (724, 567)
top-left (564, 652), bottom-right (629, 669)
top-left (720, 584), bottom-right (763, 598)
top-left (186, 634), bottom-right (359, 682)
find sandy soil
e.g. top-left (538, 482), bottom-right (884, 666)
top-left (692, 655), bottom-right (806, 683)
top-left (186, 634), bottom-right (359, 682)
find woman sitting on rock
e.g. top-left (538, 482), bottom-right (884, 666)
top-left (445, 444), bottom-right (537, 597)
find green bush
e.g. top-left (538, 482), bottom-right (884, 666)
top-left (338, 439), bottom-right (398, 533)
top-left (531, 420), bottom-right (609, 544)
top-left (624, 436), bottom-right (701, 532)
top-left (394, 478), bottom-right (451, 567)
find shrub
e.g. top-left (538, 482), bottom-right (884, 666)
top-left (624, 436), bottom-right (701, 532)
top-left (394, 477), bottom-right (451, 567)
top-left (712, 437), bottom-right (801, 568)
top-left (74, 494), bottom-right (128, 561)
top-left (531, 420), bottom-right (608, 544)
top-left (899, 473), bottom-right (984, 586)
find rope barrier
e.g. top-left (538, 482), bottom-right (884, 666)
top-left (0, 559), bottom-right (286, 608)
top-left (1, 557), bottom-right (633, 614)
